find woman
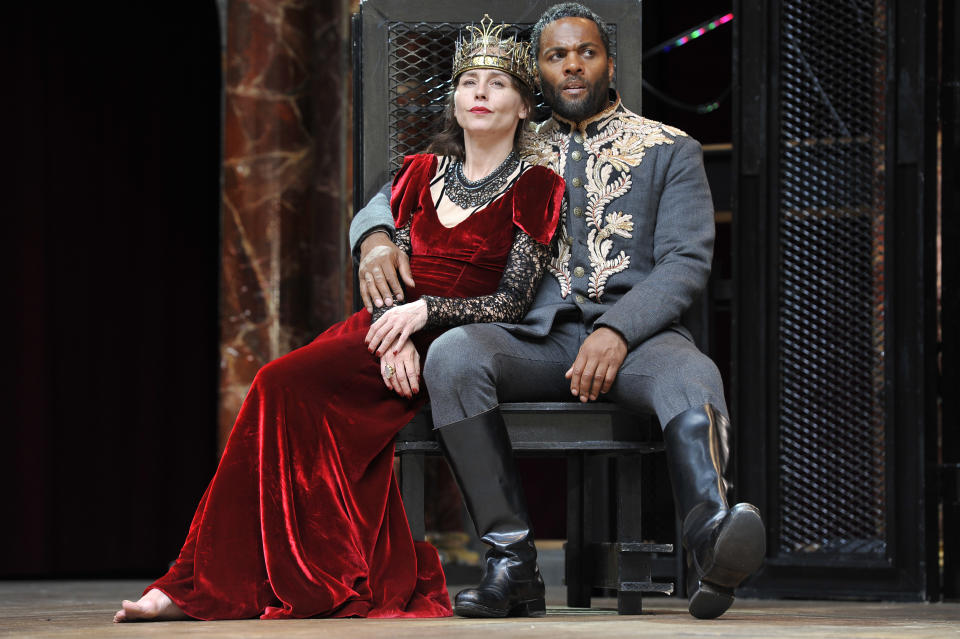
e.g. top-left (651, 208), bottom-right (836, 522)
top-left (114, 15), bottom-right (564, 622)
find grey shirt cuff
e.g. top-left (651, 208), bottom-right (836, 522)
top-left (349, 184), bottom-right (394, 258)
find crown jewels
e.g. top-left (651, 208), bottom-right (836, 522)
top-left (451, 14), bottom-right (536, 89)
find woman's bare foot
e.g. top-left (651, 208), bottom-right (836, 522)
top-left (113, 588), bottom-right (189, 623)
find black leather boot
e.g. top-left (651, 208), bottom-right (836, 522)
top-left (436, 407), bottom-right (545, 618)
top-left (664, 404), bottom-right (765, 619)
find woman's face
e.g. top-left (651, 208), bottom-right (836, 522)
top-left (453, 69), bottom-right (529, 141)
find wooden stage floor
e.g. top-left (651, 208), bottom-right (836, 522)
top-left (1, 580), bottom-right (958, 638)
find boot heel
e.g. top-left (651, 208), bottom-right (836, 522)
top-left (509, 598), bottom-right (546, 617)
top-left (688, 581), bottom-right (734, 620)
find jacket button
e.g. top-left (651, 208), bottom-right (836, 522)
top-left (574, 266), bottom-right (585, 277)
top-left (575, 294), bottom-right (586, 304)
top-left (573, 207), bottom-right (583, 217)
top-left (565, 236), bottom-right (574, 246)
top-left (571, 177), bottom-right (582, 187)
top-left (574, 134), bottom-right (583, 144)
top-left (571, 150), bottom-right (583, 161)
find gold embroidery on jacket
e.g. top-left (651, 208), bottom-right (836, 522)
top-left (582, 112), bottom-right (681, 300)
top-left (522, 120), bottom-right (572, 296)
top-left (520, 109), bottom-right (685, 300)
top-left (521, 120), bottom-right (568, 177)
top-left (548, 200), bottom-right (572, 297)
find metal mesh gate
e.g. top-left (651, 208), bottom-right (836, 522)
top-left (776, 1), bottom-right (888, 557)
top-left (386, 20), bottom-right (617, 176)
top-left (388, 22), bottom-right (464, 176)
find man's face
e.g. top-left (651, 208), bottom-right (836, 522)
top-left (537, 17), bottom-right (614, 122)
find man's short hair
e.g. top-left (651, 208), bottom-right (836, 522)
top-left (530, 3), bottom-right (612, 60)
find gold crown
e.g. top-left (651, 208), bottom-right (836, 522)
top-left (451, 14), bottom-right (536, 89)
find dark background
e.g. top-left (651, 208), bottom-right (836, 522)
top-left (4, 1), bottom-right (732, 577)
top-left (6, 4), bottom-right (222, 576)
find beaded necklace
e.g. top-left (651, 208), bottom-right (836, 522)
top-left (443, 151), bottom-right (519, 209)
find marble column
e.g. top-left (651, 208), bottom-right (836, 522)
top-left (219, 0), bottom-right (351, 449)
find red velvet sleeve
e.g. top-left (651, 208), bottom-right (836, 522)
top-left (510, 166), bottom-right (565, 246)
top-left (390, 154), bottom-right (437, 229)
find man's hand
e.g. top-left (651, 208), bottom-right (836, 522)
top-left (358, 231), bottom-right (414, 312)
top-left (565, 327), bottom-right (628, 402)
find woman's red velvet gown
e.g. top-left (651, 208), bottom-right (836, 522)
top-left (146, 154), bottom-right (563, 620)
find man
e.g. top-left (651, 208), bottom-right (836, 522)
top-left (351, 3), bottom-right (765, 620)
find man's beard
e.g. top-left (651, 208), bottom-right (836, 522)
top-left (542, 76), bottom-right (610, 122)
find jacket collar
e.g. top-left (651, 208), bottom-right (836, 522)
top-left (550, 89), bottom-right (622, 135)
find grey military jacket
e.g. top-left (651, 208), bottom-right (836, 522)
top-left (349, 94), bottom-right (714, 349)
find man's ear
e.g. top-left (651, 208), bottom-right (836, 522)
top-left (607, 56), bottom-right (614, 83)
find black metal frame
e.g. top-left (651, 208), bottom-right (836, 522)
top-left (732, 0), bottom-right (939, 599)
top-left (940, 0), bottom-right (960, 602)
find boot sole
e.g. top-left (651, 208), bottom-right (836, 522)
top-left (454, 598), bottom-right (546, 618)
top-left (689, 504), bottom-right (766, 619)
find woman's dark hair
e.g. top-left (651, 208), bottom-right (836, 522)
top-left (426, 72), bottom-right (536, 161)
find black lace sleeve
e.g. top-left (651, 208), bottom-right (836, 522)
top-left (369, 223), bottom-right (413, 324)
top-left (394, 223), bottom-right (412, 256)
top-left (421, 229), bottom-right (551, 329)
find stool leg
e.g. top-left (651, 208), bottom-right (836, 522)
top-left (400, 453), bottom-right (426, 541)
top-left (565, 455), bottom-right (590, 607)
top-left (616, 454), bottom-right (645, 615)
top-left (617, 591), bottom-right (643, 615)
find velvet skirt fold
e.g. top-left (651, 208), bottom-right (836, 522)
top-left (148, 310), bottom-right (451, 620)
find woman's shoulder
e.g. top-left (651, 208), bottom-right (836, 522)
top-left (507, 163), bottom-right (564, 246)
top-left (391, 153), bottom-right (440, 225)
top-left (514, 162), bottom-right (562, 187)
top-left (394, 153), bottom-right (439, 188)
top-left (401, 153), bottom-right (439, 171)
top-left (520, 162), bottom-right (563, 181)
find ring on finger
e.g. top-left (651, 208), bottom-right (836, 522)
top-left (383, 364), bottom-right (395, 379)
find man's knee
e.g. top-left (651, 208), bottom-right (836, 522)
top-left (424, 326), bottom-right (493, 388)
top-left (661, 348), bottom-right (727, 416)
top-left (674, 348), bottom-right (723, 388)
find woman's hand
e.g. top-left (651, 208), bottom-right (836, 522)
top-left (366, 298), bottom-right (428, 355)
top-left (380, 340), bottom-right (421, 398)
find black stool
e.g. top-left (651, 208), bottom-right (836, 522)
top-left (395, 402), bottom-right (676, 614)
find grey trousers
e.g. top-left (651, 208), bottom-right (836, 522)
top-left (423, 317), bottom-right (729, 429)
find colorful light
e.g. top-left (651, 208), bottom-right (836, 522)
top-left (643, 13), bottom-right (734, 59)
